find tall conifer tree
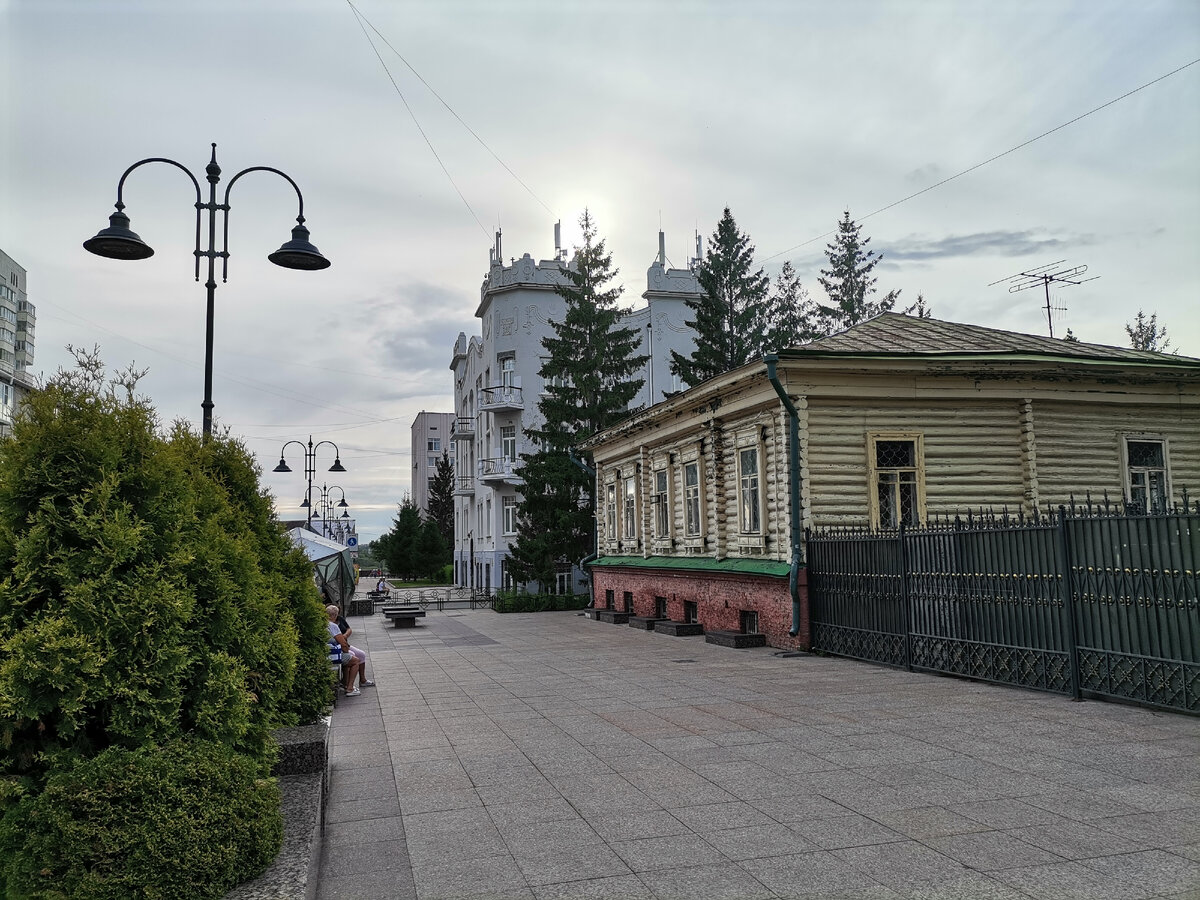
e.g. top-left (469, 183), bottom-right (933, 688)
top-left (759, 260), bottom-right (819, 354)
top-left (817, 210), bottom-right (899, 332)
top-left (508, 210), bottom-right (647, 591)
top-left (670, 208), bottom-right (768, 385)
top-left (426, 450), bottom-right (455, 547)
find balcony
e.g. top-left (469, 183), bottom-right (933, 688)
top-left (453, 475), bottom-right (476, 496)
top-left (479, 457), bottom-right (523, 485)
top-left (451, 417), bottom-right (475, 439)
top-left (479, 384), bottom-right (523, 413)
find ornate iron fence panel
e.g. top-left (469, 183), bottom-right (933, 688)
top-left (1067, 513), bottom-right (1199, 710)
top-left (807, 505), bottom-right (1199, 713)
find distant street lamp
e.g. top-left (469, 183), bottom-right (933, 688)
top-left (273, 436), bottom-right (346, 531)
top-left (311, 483), bottom-right (350, 540)
top-left (84, 143), bottom-right (330, 436)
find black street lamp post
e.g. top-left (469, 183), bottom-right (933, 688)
top-left (83, 143), bottom-right (330, 436)
top-left (311, 483), bottom-right (350, 540)
top-left (273, 436), bottom-right (346, 531)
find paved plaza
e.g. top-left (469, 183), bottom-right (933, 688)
top-left (316, 604), bottom-right (1200, 900)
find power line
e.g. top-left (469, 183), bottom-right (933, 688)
top-left (347, 0), bottom-right (557, 221)
top-left (762, 57), bottom-right (1200, 263)
top-left (346, 0), bottom-right (491, 240)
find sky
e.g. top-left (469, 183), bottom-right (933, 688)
top-left (3, 0), bottom-right (1198, 545)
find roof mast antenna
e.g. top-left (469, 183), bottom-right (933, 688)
top-left (988, 261), bottom-right (1099, 338)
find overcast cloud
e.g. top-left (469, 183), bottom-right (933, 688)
top-left (3, 0), bottom-right (1197, 543)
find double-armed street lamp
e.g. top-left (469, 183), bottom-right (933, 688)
top-left (310, 483), bottom-right (350, 540)
top-left (83, 143), bottom-right (330, 437)
top-left (273, 436), bottom-right (346, 532)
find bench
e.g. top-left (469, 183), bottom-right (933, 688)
top-left (628, 616), bottom-right (667, 631)
top-left (595, 609), bottom-right (630, 625)
top-left (367, 589), bottom-right (391, 602)
top-left (705, 630), bottom-right (767, 649)
top-left (382, 606), bottom-right (426, 628)
top-left (653, 620), bottom-right (704, 637)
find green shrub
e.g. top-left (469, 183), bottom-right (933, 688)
top-left (0, 740), bottom-right (281, 899)
top-left (493, 591), bottom-right (591, 613)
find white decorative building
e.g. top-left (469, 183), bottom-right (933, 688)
top-left (410, 410), bottom-right (455, 515)
top-left (0, 248), bottom-right (36, 437)
top-left (450, 227), bottom-right (702, 592)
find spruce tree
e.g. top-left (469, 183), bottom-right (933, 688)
top-left (817, 210), bottom-right (900, 332)
top-left (381, 497), bottom-right (422, 580)
top-left (426, 450), bottom-right (455, 548)
top-left (670, 207), bottom-right (769, 385)
top-left (508, 210), bottom-right (647, 592)
top-left (759, 260), bottom-right (818, 353)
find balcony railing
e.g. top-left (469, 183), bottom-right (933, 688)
top-left (452, 417), bottom-right (475, 439)
top-left (453, 475), bottom-right (476, 495)
top-left (479, 457), bottom-right (523, 485)
top-left (479, 384), bottom-right (524, 412)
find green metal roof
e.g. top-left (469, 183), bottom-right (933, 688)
top-left (588, 554), bottom-right (792, 577)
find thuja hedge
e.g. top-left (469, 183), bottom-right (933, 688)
top-left (0, 353), bottom-right (331, 897)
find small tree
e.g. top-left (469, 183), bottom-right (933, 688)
top-left (1125, 309), bottom-right (1172, 353)
top-left (415, 517), bottom-right (449, 581)
top-left (760, 260), bottom-right (819, 353)
top-left (670, 207), bottom-right (769, 385)
top-left (903, 294), bottom-right (932, 319)
top-left (381, 497), bottom-right (422, 580)
top-left (817, 210), bottom-right (899, 333)
top-left (509, 210), bottom-right (645, 592)
top-left (426, 451), bottom-right (455, 548)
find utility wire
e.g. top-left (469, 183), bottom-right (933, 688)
top-left (347, 0), bottom-right (557, 221)
top-left (346, 1), bottom-right (491, 240)
top-left (762, 57), bottom-right (1200, 263)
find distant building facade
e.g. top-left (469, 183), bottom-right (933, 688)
top-left (410, 410), bottom-right (455, 514)
top-left (0, 248), bottom-right (36, 436)
top-left (449, 227), bottom-right (702, 592)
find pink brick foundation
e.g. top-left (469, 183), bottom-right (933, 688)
top-left (590, 566), bottom-right (810, 650)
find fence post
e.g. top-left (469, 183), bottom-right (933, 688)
top-left (1057, 506), bottom-right (1082, 700)
top-left (899, 522), bottom-right (912, 672)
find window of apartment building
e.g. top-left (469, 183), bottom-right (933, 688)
top-left (428, 455), bottom-right (438, 468)
top-left (485, 498), bottom-right (492, 538)
top-left (1123, 436), bottom-right (1169, 513)
top-left (500, 355), bottom-right (514, 388)
top-left (683, 461), bottom-right (703, 536)
top-left (502, 496), bottom-right (518, 534)
top-left (868, 434), bottom-right (924, 529)
top-left (623, 476), bottom-right (637, 540)
top-left (653, 468), bottom-right (670, 538)
top-left (428, 438), bottom-right (440, 452)
top-left (606, 481), bottom-right (617, 540)
top-left (738, 447), bottom-right (762, 534)
top-left (501, 424), bottom-right (516, 460)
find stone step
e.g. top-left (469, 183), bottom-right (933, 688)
top-left (628, 616), bottom-right (667, 630)
top-left (596, 610), bottom-right (630, 624)
top-left (705, 630), bottom-right (767, 649)
top-left (653, 620), bottom-right (704, 637)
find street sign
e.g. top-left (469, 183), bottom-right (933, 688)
top-left (346, 536), bottom-right (358, 547)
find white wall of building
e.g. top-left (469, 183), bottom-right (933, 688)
top-left (449, 228), bottom-right (700, 592)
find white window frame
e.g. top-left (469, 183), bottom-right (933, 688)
top-left (1121, 434), bottom-right (1171, 513)
top-left (683, 459), bottom-right (704, 538)
top-left (653, 468), bottom-right (670, 540)
top-left (623, 476), bottom-right (637, 541)
top-left (738, 446), bottom-right (762, 535)
top-left (605, 481), bottom-right (617, 542)
top-left (502, 496), bottom-right (518, 535)
top-left (500, 424), bottom-right (517, 461)
top-left (867, 433), bottom-right (925, 530)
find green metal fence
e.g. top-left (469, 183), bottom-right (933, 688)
top-left (807, 501), bottom-right (1199, 713)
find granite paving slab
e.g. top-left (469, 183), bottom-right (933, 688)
top-left (312, 602), bottom-right (1200, 900)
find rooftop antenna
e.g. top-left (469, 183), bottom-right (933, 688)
top-left (658, 230), bottom-right (666, 266)
top-left (554, 220), bottom-right (562, 260)
top-left (989, 261), bottom-right (1098, 338)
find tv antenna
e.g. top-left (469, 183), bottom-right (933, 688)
top-left (989, 261), bottom-right (1098, 338)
